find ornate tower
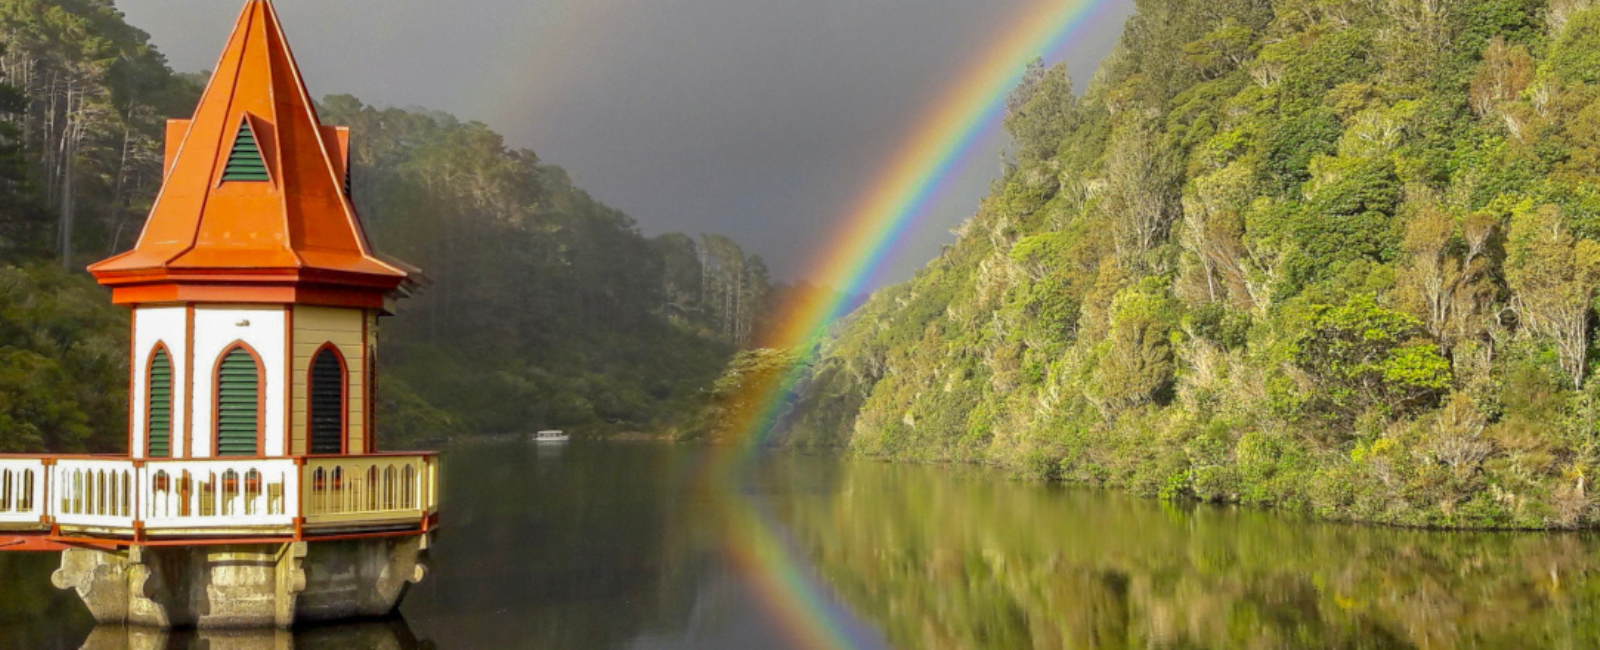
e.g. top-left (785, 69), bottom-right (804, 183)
top-left (0, 1), bottom-right (438, 630)
top-left (89, 0), bottom-right (416, 461)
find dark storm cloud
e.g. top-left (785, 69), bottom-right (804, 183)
top-left (115, 0), bottom-right (1134, 286)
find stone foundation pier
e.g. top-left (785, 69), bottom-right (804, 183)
top-left (51, 534), bottom-right (430, 629)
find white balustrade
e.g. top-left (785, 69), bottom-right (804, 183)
top-left (0, 458), bottom-right (47, 528)
top-left (302, 455), bottom-right (435, 527)
top-left (141, 459), bottom-right (299, 531)
top-left (53, 459), bottom-right (138, 530)
top-left (0, 453), bottom-right (434, 538)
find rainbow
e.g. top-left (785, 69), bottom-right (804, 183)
top-left (717, 491), bottom-right (882, 649)
top-left (702, 1), bottom-right (1127, 648)
top-left (731, 0), bottom-right (1124, 456)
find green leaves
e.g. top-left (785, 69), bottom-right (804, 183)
top-left (0, 265), bottom-right (125, 453)
top-left (1289, 295), bottom-right (1451, 426)
top-left (1542, 4), bottom-right (1600, 86)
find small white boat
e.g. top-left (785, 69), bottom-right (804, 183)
top-left (532, 430), bottom-right (570, 444)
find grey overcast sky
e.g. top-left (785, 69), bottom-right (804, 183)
top-left (114, 0), bottom-right (1135, 287)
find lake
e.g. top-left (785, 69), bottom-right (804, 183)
top-left (4, 440), bottom-right (1600, 649)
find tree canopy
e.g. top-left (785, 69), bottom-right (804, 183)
top-left (790, 0), bottom-right (1600, 529)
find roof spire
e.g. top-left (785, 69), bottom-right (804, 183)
top-left (90, 0), bottom-right (413, 311)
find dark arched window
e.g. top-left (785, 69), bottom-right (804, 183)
top-left (309, 345), bottom-right (347, 455)
top-left (215, 345), bottom-right (262, 457)
top-left (147, 346), bottom-right (173, 458)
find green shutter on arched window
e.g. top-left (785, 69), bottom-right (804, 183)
top-left (309, 349), bottom-right (345, 455)
top-left (217, 348), bottom-right (261, 456)
top-left (222, 120), bottom-right (270, 182)
top-left (148, 349), bottom-right (173, 458)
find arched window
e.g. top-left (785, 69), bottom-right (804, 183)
top-left (147, 346), bottom-right (174, 458)
top-left (215, 344), bottom-right (263, 457)
top-left (308, 345), bottom-right (347, 455)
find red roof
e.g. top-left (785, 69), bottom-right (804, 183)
top-left (89, 0), bottom-right (414, 310)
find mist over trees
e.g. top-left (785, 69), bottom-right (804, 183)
top-left (788, 0), bottom-right (1600, 529)
top-left (321, 96), bottom-right (776, 437)
top-left (0, 0), bottom-right (773, 449)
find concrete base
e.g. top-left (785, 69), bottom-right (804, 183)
top-left (52, 534), bottom-right (430, 629)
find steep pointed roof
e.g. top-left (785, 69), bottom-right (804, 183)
top-left (90, 0), bottom-right (413, 310)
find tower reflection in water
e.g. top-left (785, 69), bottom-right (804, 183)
top-left (78, 618), bottom-right (430, 650)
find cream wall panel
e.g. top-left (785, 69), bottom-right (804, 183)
top-left (191, 306), bottom-right (287, 458)
top-left (132, 307), bottom-right (188, 459)
top-left (291, 306), bottom-right (367, 455)
top-left (364, 311), bottom-right (380, 451)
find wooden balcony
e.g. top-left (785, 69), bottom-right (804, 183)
top-left (0, 452), bottom-right (437, 549)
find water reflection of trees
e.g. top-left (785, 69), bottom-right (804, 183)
top-left (777, 459), bottom-right (1600, 650)
top-left (401, 441), bottom-right (707, 649)
top-left (0, 553), bottom-right (94, 649)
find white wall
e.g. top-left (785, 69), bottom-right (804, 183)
top-left (190, 305), bottom-right (288, 457)
top-left (132, 306), bottom-right (188, 459)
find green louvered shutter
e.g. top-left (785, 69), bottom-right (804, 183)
top-left (217, 348), bottom-right (261, 456)
top-left (222, 120), bottom-right (270, 182)
top-left (147, 349), bottom-right (173, 458)
top-left (309, 349), bottom-right (345, 455)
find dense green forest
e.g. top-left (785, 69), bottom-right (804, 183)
top-left (0, 0), bottom-right (770, 451)
top-left (785, 0), bottom-right (1600, 529)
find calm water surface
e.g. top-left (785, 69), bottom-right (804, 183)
top-left (4, 440), bottom-right (1600, 649)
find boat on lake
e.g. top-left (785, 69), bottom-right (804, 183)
top-left (532, 430), bottom-right (571, 443)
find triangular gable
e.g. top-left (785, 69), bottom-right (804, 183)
top-left (222, 118), bottom-right (270, 182)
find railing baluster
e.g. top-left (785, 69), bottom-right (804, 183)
top-left (8, 454), bottom-right (431, 535)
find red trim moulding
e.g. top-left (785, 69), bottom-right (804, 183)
top-left (127, 309), bottom-right (137, 456)
top-left (0, 527), bottom-right (436, 553)
top-left (283, 305), bottom-right (294, 457)
top-left (110, 284), bottom-right (389, 311)
top-left (184, 304), bottom-right (196, 459)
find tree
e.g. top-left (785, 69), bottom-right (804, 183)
top-left (1104, 118), bottom-right (1182, 259)
top-left (1393, 205), bottom-right (1496, 350)
top-left (1506, 204), bottom-right (1600, 388)
top-left (1092, 278), bottom-right (1180, 412)
top-left (1290, 295), bottom-right (1452, 428)
top-left (1004, 59), bottom-right (1078, 164)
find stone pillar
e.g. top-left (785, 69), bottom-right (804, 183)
top-left (52, 534), bottom-right (430, 629)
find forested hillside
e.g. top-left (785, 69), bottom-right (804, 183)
top-left (320, 97), bottom-right (773, 438)
top-left (790, 0), bottom-right (1600, 529)
top-left (0, 0), bottom-right (769, 450)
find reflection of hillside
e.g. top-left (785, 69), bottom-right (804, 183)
top-left (778, 459), bottom-right (1600, 650)
top-left (401, 441), bottom-right (707, 649)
